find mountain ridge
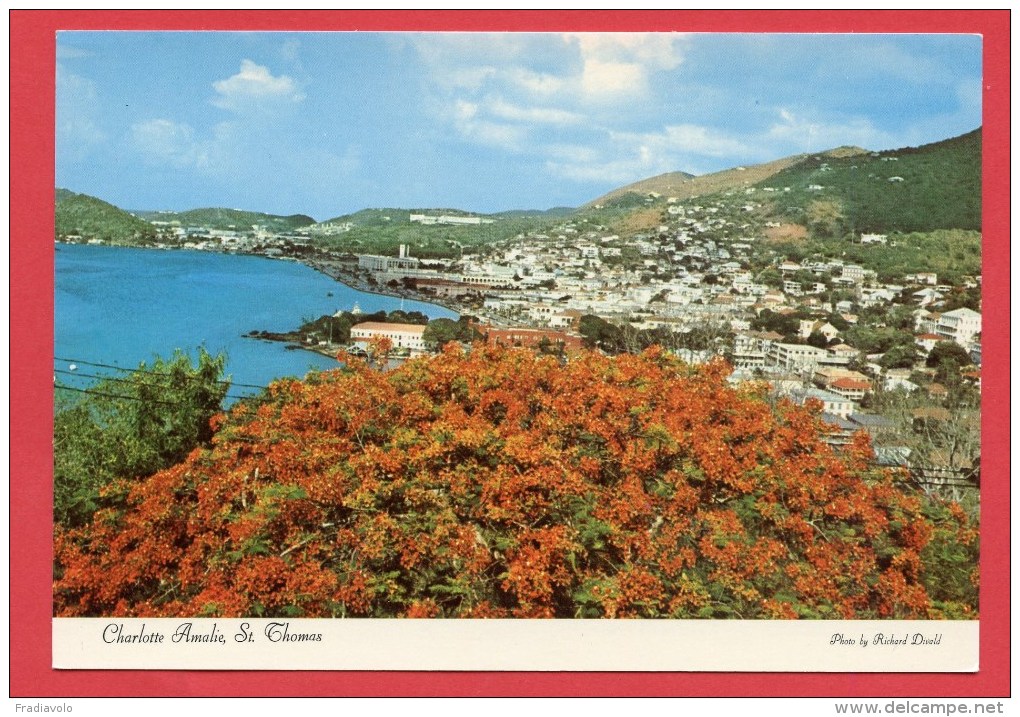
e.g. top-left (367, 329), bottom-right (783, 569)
top-left (56, 127), bottom-right (981, 244)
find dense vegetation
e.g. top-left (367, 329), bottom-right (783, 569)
top-left (761, 129), bottom-right (981, 235)
top-left (54, 350), bottom-right (230, 529)
top-left (310, 208), bottom-right (555, 259)
top-left (249, 309), bottom-right (475, 349)
top-left (136, 207), bottom-right (316, 233)
top-left (54, 346), bottom-right (977, 619)
top-left (56, 188), bottom-right (158, 244)
top-left (767, 229), bottom-right (981, 285)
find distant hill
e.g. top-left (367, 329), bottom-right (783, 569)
top-left (55, 189), bottom-right (158, 244)
top-left (586, 148), bottom-right (873, 209)
top-left (310, 207), bottom-right (574, 259)
top-left (136, 207), bottom-right (316, 233)
top-left (584, 129), bottom-right (979, 237)
top-left (316, 207), bottom-right (508, 228)
top-left (492, 207), bottom-right (576, 220)
top-left (586, 170), bottom-right (696, 207)
top-left (757, 129), bottom-right (981, 234)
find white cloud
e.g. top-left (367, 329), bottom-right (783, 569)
top-left (411, 32), bottom-right (688, 135)
top-left (486, 97), bottom-right (582, 126)
top-left (567, 32), bottom-right (685, 72)
top-left (567, 32), bottom-right (686, 103)
top-left (448, 100), bottom-right (534, 151)
top-left (129, 119), bottom-right (207, 168)
top-left (580, 59), bottom-right (646, 101)
top-left (504, 67), bottom-right (568, 98)
top-left (652, 124), bottom-right (750, 158)
top-left (765, 108), bottom-right (894, 152)
top-left (547, 152), bottom-right (673, 185)
top-left (212, 59), bottom-right (304, 112)
top-left (56, 64), bottom-right (106, 158)
top-left (546, 123), bottom-right (749, 185)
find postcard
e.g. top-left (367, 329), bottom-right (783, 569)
top-left (11, 10), bottom-right (1009, 698)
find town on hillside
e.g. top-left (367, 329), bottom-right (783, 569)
top-left (63, 191), bottom-right (981, 497)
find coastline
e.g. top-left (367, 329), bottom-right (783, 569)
top-left (56, 240), bottom-right (465, 320)
top-left (298, 257), bottom-right (470, 319)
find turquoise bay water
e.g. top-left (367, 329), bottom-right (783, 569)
top-left (54, 244), bottom-right (456, 400)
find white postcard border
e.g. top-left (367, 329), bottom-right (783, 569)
top-left (53, 618), bottom-right (978, 672)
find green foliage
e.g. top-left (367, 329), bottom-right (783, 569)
top-left (757, 268), bottom-right (783, 289)
top-left (762, 129), bottom-right (981, 235)
top-left (763, 229), bottom-right (980, 285)
top-left (806, 331), bottom-right (829, 349)
top-left (579, 314), bottom-right (625, 351)
top-left (422, 318), bottom-right (482, 348)
top-left (751, 309), bottom-right (803, 336)
top-left (578, 315), bottom-right (730, 356)
top-left (940, 286), bottom-right (982, 312)
top-left (926, 341), bottom-right (972, 370)
top-left (879, 343), bottom-right (922, 369)
top-left (53, 349), bottom-right (230, 529)
top-left (287, 310), bottom-right (430, 346)
top-left (844, 325), bottom-right (916, 355)
top-left (310, 209), bottom-right (556, 260)
top-left (926, 341), bottom-right (973, 385)
top-left (137, 207), bottom-right (316, 233)
top-left (55, 189), bottom-right (158, 245)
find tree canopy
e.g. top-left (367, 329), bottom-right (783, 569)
top-left (54, 349), bottom-right (230, 529)
top-left (54, 345), bottom-right (977, 619)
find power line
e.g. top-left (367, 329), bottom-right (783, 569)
top-left (53, 355), bottom-right (270, 390)
top-left (53, 370), bottom-right (253, 403)
top-left (55, 383), bottom-right (191, 408)
top-left (56, 382), bottom-right (255, 405)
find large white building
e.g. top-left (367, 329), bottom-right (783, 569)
top-left (358, 254), bottom-right (419, 273)
top-left (936, 308), bottom-right (981, 346)
top-left (769, 343), bottom-right (830, 372)
top-left (350, 322), bottom-right (427, 353)
top-left (410, 213), bottom-right (494, 226)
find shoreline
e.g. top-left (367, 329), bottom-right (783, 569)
top-left (298, 257), bottom-right (512, 327)
top-left (56, 240), bottom-right (513, 330)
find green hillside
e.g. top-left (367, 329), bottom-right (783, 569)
top-left (55, 189), bottom-right (158, 245)
top-left (311, 208), bottom-right (555, 259)
top-left (492, 206), bottom-right (576, 220)
top-left (137, 207), bottom-right (316, 233)
top-left (758, 129), bottom-right (981, 235)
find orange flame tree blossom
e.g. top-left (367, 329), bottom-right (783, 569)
top-left (54, 344), bottom-right (977, 619)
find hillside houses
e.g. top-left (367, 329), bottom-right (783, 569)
top-left (330, 188), bottom-right (979, 435)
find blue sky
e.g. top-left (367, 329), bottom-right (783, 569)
top-left (56, 32), bottom-right (982, 220)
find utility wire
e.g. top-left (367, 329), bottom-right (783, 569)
top-left (55, 381), bottom-right (254, 405)
top-left (53, 355), bottom-right (271, 390)
top-left (54, 383), bottom-right (191, 408)
top-left (53, 371), bottom-right (253, 403)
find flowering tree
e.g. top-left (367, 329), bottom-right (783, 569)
top-left (54, 345), bottom-right (977, 619)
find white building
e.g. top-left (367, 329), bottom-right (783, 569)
top-left (769, 343), bottom-right (830, 372)
top-left (790, 387), bottom-right (855, 419)
top-left (860, 233), bottom-right (888, 244)
top-left (350, 322), bottom-right (427, 353)
top-left (410, 213), bottom-right (494, 226)
top-left (358, 254), bottom-right (419, 273)
top-left (936, 308), bottom-right (981, 346)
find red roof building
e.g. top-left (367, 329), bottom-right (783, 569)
top-left (828, 377), bottom-right (873, 401)
top-left (485, 327), bottom-right (584, 353)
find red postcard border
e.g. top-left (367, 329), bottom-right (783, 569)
top-left (10, 9), bottom-right (1010, 698)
